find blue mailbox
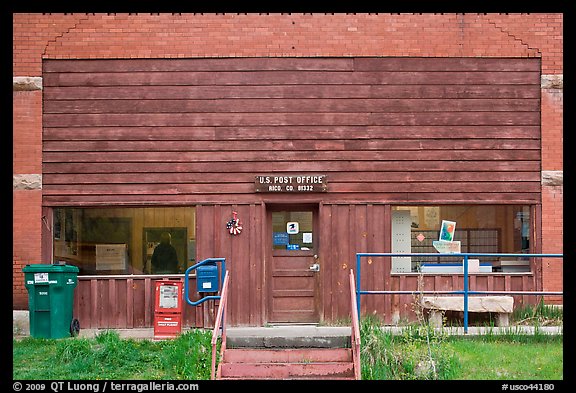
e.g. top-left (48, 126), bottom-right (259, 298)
top-left (196, 262), bottom-right (219, 293)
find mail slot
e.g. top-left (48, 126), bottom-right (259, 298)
top-left (196, 262), bottom-right (219, 293)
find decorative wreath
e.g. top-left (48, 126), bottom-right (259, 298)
top-left (226, 211), bottom-right (243, 235)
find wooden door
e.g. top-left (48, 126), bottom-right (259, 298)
top-left (267, 206), bottom-right (320, 323)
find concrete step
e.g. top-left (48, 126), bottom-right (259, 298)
top-left (217, 347), bottom-right (356, 380)
top-left (226, 326), bottom-right (352, 348)
top-left (226, 335), bottom-right (351, 348)
top-left (223, 347), bottom-right (353, 363)
top-left (218, 360), bottom-right (355, 380)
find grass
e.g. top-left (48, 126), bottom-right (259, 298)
top-left (360, 315), bottom-right (460, 380)
top-left (13, 329), bottom-right (213, 380)
top-left (13, 302), bottom-right (563, 380)
top-left (359, 311), bottom-right (563, 380)
top-left (445, 338), bottom-right (563, 380)
top-left (512, 300), bottom-right (563, 326)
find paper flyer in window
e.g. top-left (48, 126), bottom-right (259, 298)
top-left (439, 220), bottom-right (456, 242)
top-left (96, 244), bottom-right (127, 271)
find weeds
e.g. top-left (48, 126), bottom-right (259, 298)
top-left (157, 329), bottom-right (213, 379)
top-left (358, 268), bottom-right (562, 380)
top-left (453, 325), bottom-right (563, 344)
top-left (512, 299), bottom-right (563, 326)
top-left (360, 315), bottom-right (459, 380)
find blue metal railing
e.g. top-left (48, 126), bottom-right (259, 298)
top-left (355, 253), bottom-right (563, 333)
top-left (184, 258), bottom-right (226, 306)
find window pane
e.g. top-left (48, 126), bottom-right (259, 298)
top-left (391, 205), bottom-right (531, 273)
top-left (272, 211), bottom-right (313, 250)
top-left (53, 207), bottom-right (196, 275)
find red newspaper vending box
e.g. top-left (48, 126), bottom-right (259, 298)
top-left (154, 280), bottom-right (183, 340)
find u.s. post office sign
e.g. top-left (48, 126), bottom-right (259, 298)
top-left (255, 174), bottom-right (328, 193)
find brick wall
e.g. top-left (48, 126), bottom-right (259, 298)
top-left (13, 13), bottom-right (563, 308)
top-left (13, 191), bottom-right (42, 309)
top-left (541, 186), bottom-right (563, 304)
top-left (13, 86), bottom-right (43, 309)
top-left (13, 13), bottom-right (563, 76)
top-left (13, 91), bottom-right (42, 173)
top-left (541, 89), bottom-right (563, 171)
top-left (540, 62), bottom-right (563, 302)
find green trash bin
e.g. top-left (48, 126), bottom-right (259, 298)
top-left (23, 263), bottom-right (80, 339)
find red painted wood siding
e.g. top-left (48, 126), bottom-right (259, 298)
top-left (72, 203), bottom-right (538, 327)
top-left (42, 57), bottom-right (541, 206)
top-left (320, 203), bottom-right (537, 323)
top-left (73, 276), bottom-right (219, 329)
top-left (196, 204), bottom-right (265, 326)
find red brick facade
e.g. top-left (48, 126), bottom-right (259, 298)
top-left (13, 13), bottom-right (563, 309)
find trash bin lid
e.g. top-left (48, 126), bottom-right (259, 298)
top-left (22, 264), bottom-right (79, 273)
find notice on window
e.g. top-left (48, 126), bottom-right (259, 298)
top-left (96, 244), bottom-right (127, 271)
top-left (273, 232), bottom-right (290, 246)
top-left (287, 222), bottom-right (299, 234)
top-left (439, 220), bottom-right (456, 242)
top-left (303, 232), bottom-right (313, 244)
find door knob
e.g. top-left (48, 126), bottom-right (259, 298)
top-left (309, 263), bottom-right (320, 272)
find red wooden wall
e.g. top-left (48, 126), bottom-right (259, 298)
top-left (51, 57), bottom-right (541, 327)
top-left (73, 202), bottom-right (538, 328)
top-left (42, 57), bottom-right (541, 206)
top-left (73, 276), bottom-right (218, 329)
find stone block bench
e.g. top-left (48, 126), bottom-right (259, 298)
top-left (420, 296), bottom-right (514, 328)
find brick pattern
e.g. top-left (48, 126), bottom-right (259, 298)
top-left (13, 13), bottom-right (87, 76)
top-left (12, 13), bottom-right (564, 308)
top-left (484, 13), bottom-right (563, 74)
top-left (13, 91), bottom-right (42, 174)
top-left (13, 191), bottom-right (42, 309)
top-left (41, 13), bottom-right (536, 59)
top-left (541, 89), bottom-right (563, 170)
top-left (541, 186), bottom-right (563, 303)
top-left (14, 13), bottom-right (562, 76)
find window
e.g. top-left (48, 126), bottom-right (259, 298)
top-left (391, 205), bottom-right (531, 273)
top-left (272, 210), bottom-right (314, 250)
top-left (52, 207), bottom-right (196, 275)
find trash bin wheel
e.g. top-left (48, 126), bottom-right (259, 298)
top-left (70, 318), bottom-right (80, 337)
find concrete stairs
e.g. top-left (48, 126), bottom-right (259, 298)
top-left (217, 347), bottom-right (355, 380)
top-left (216, 326), bottom-right (357, 380)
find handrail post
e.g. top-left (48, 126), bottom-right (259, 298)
top-left (211, 270), bottom-right (230, 380)
top-left (349, 269), bottom-right (362, 380)
top-left (463, 255), bottom-right (469, 334)
top-left (356, 253), bottom-right (361, 319)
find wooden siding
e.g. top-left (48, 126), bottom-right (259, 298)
top-left (42, 57), bottom-right (541, 206)
top-left (320, 203), bottom-right (538, 323)
top-left (73, 276), bottom-right (218, 329)
top-left (72, 202), bottom-right (539, 327)
top-left (320, 204), bottom-right (391, 323)
top-left (195, 204), bottom-right (265, 326)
